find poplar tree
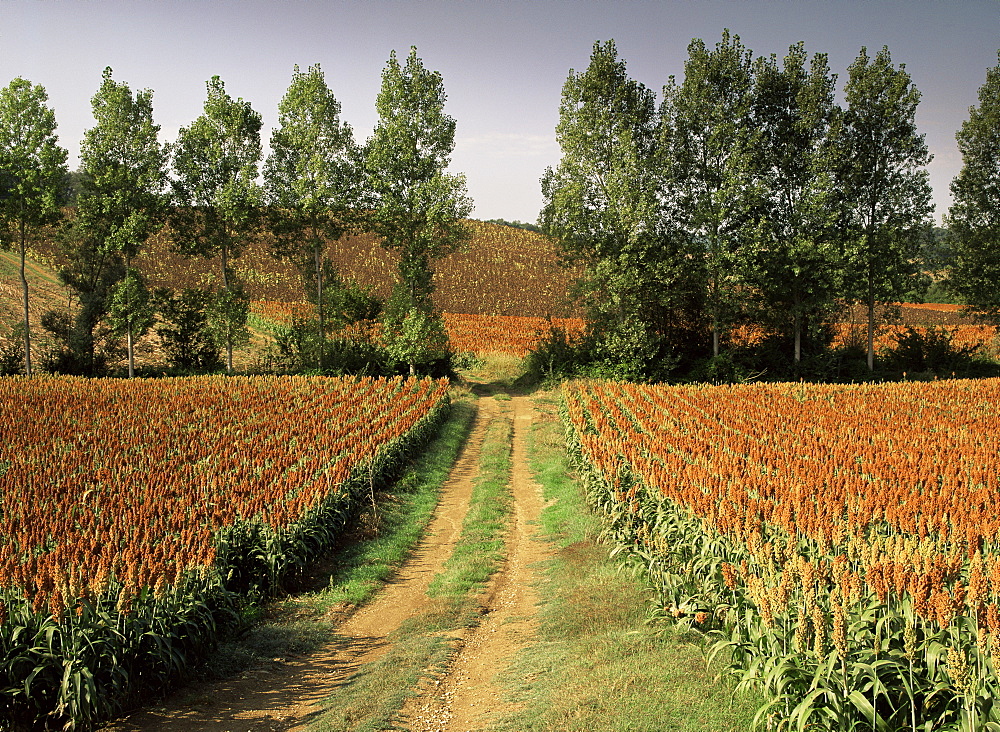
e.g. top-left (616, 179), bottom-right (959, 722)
top-left (172, 76), bottom-right (262, 373)
top-left (0, 78), bottom-right (68, 375)
top-left (264, 63), bottom-right (361, 369)
top-left (541, 40), bottom-right (703, 377)
top-left (366, 47), bottom-right (472, 375)
top-left (77, 67), bottom-right (167, 377)
top-left (666, 30), bottom-right (756, 358)
top-left (748, 43), bottom-right (840, 366)
top-left (836, 46), bottom-right (933, 370)
top-left (948, 50), bottom-right (1000, 323)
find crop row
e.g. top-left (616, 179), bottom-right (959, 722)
top-left (731, 321), bottom-right (996, 353)
top-left (562, 378), bottom-right (1000, 730)
top-left (0, 374), bottom-right (449, 729)
top-left (443, 313), bottom-right (585, 356)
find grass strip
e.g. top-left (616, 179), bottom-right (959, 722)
top-left (309, 631), bottom-right (444, 732)
top-left (426, 413), bottom-right (513, 604)
top-left (492, 391), bottom-right (763, 732)
top-left (319, 400), bottom-right (482, 609)
top-left (311, 405), bottom-right (514, 732)
top-left (205, 397), bottom-right (477, 678)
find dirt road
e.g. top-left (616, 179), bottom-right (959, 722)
top-left (103, 391), bottom-right (546, 732)
top-left (396, 395), bottom-right (546, 732)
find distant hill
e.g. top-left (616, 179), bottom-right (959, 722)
top-left (0, 250), bottom-right (69, 356)
top-left (483, 218), bottom-right (543, 233)
top-left (26, 219), bottom-right (582, 319)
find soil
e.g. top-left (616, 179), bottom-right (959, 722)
top-left (394, 395), bottom-right (547, 732)
top-left (101, 390), bottom-right (545, 732)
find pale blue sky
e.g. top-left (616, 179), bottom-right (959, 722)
top-left (2, 0), bottom-right (998, 223)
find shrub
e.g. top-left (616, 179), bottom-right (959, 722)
top-left (883, 326), bottom-right (979, 375)
top-left (153, 288), bottom-right (224, 374)
top-left (0, 324), bottom-right (25, 375)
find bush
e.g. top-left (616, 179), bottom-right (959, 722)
top-left (153, 288), bottom-right (223, 374)
top-left (38, 309), bottom-right (121, 376)
top-left (263, 317), bottom-right (385, 376)
top-left (0, 324), bottom-right (25, 375)
top-left (883, 326), bottom-right (979, 375)
top-left (523, 324), bottom-right (591, 384)
top-left (381, 306), bottom-right (449, 376)
top-left (524, 321), bottom-right (688, 385)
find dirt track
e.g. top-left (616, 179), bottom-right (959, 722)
top-left (103, 390), bottom-right (545, 732)
top-left (395, 395), bottom-right (546, 732)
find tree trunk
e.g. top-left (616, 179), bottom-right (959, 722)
top-left (126, 255), bottom-right (135, 378)
top-left (866, 290), bottom-right (875, 372)
top-left (866, 206), bottom-right (878, 373)
top-left (18, 214), bottom-right (32, 376)
top-left (220, 243), bottom-right (230, 292)
top-left (314, 226), bottom-right (324, 372)
top-left (127, 326), bottom-right (135, 378)
top-left (711, 275), bottom-right (720, 358)
top-left (221, 242), bottom-right (232, 373)
top-left (793, 289), bottom-right (802, 365)
top-left (709, 241), bottom-right (722, 359)
top-left (794, 314), bottom-right (802, 365)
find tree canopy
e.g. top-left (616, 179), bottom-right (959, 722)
top-left (948, 50), bottom-right (1000, 323)
top-left (541, 33), bottom-right (937, 381)
top-left (365, 46), bottom-right (472, 374)
top-left (836, 46), bottom-right (933, 370)
top-left (265, 63), bottom-right (363, 369)
top-left (746, 43), bottom-right (840, 366)
top-left (542, 40), bottom-right (704, 379)
top-left (665, 30), bottom-right (757, 358)
top-left (171, 75), bottom-right (262, 372)
top-left (76, 67), bottom-right (167, 376)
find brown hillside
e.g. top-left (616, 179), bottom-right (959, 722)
top-left (28, 220), bottom-right (582, 319)
top-left (0, 250), bottom-right (69, 349)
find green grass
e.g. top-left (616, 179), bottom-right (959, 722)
top-left (490, 391), bottom-right (763, 732)
top-left (320, 406), bottom-right (486, 610)
top-left (0, 250), bottom-right (67, 343)
top-left (0, 249), bottom-right (62, 286)
top-left (426, 414), bottom-right (512, 604)
top-left (457, 352), bottom-right (529, 393)
top-left (309, 631), bottom-right (445, 732)
top-left (310, 405), bottom-right (515, 731)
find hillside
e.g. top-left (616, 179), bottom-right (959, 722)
top-left (27, 220), bottom-right (583, 319)
top-left (0, 250), bottom-right (70, 358)
top-left (4, 221), bottom-right (996, 365)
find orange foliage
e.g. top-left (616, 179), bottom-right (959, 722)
top-left (730, 319), bottom-right (996, 353)
top-left (443, 313), bottom-right (585, 356)
top-left (831, 322), bottom-right (996, 352)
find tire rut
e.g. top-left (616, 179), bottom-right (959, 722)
top-left (395, 394), bottom-right (547, 732)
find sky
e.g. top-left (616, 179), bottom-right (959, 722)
top-left (1, 0), bottom-right (998, 224)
